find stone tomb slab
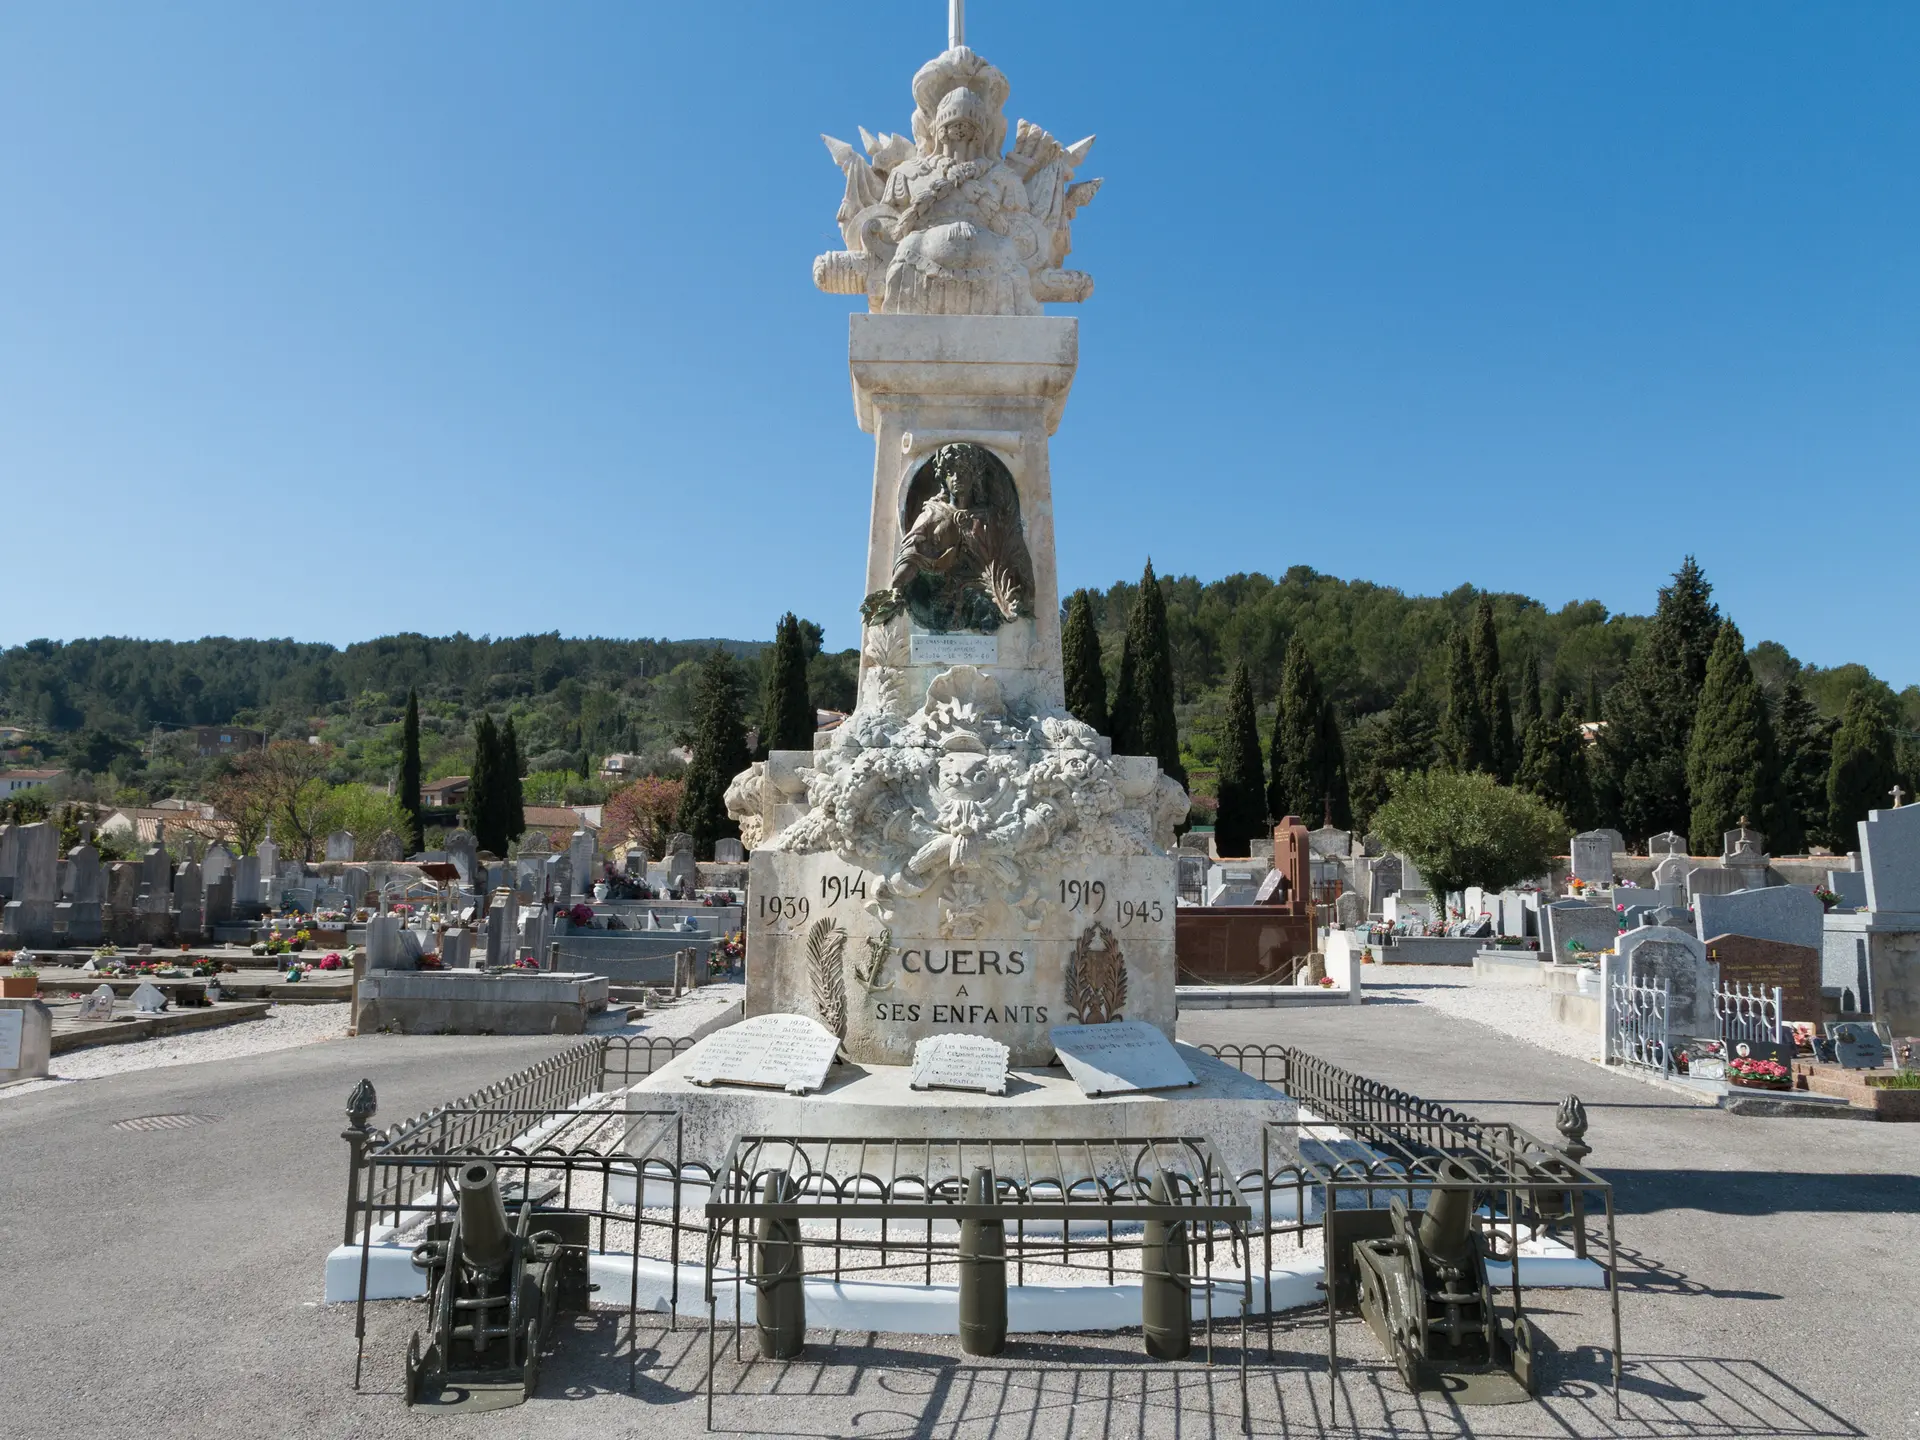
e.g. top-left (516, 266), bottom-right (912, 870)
top-left (910, 1033), bottom-right (1009, 1095)
top-left (682, 1013), bottom-right (841, 1095)
top-left (1049, 1020), bottom-right (1197, 1098)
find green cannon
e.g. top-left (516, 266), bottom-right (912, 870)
top-left (404, 1159), bottom-right (588, 1410)
top-left (1351, 1160), bottom-right (1537, 1404)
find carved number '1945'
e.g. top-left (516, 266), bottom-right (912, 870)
top-left (759, 896), bottom-right (810, 924)
top-left (1117, 898), bottom-right (1164, 926)
top-left (1060, 879), bottom-right (1106, 912)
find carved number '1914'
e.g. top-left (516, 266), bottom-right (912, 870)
top-left (1117, 898), bottom-right (1164, 926)
top-left (759, 896), bottom-right (810, 925)
top-left (821, 874), bottom-right (868, 907)
top-left (1060, 879), bottom-right (1106, 913)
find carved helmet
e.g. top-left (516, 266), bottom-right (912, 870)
top-left (932, 85), bottom-right (993, 151)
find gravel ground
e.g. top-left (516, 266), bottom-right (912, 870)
top-left (2, 1001), bottom-right (351, 1099)
top-left (1365, 963), bottom-right (1602, 1063)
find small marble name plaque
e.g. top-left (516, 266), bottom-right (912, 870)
top-left (1049, 1020), bottom-right (1197, 1098)
top-left (683, 1013), bottom-right (841, 1095)
top-left (0, 1009), bottom-right (21, 1071)
top-left (910, 1033), bottom-right (1010, 1095)
top-left (1830, 1021), bottom-right (1887, 1070)
top-left (911, 632), bottom-right (998, 666)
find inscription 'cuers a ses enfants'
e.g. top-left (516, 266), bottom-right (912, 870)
top-left (746, 849), bottom-right (1176, 1066)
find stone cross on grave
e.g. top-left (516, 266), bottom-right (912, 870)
top-left (1891, 786), bottom-right (1907, 809)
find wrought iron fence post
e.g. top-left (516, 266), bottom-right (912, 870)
top-left (342, 1078), bottom-right (377, 1246)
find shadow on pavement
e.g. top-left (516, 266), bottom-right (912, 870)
top-left (1601, 1168), bottom-right (1920, 1216)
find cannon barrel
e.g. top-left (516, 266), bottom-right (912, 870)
top-left (456, 1160), bottom-right (513, 1273)
top-left (1416, 1159), bottom-right (1477, 1269)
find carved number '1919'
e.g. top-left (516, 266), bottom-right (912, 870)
top-left (759, 896), bottom-right (810, 924)
top-left (1060, 879), bottom-right (1106, 913)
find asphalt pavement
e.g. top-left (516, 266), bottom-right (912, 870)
top-left (0, 996), bottom-right (1914, 1439)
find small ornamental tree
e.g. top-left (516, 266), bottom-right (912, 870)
top-left (1372, 769), bottom-right (1566, 903)
top-left (761, 612), bottom-right (815, 756)
top-left (1212, 660), bottom-right (1266, 856)
top-left (603, 775), bottom-right (686, 859)
top-left (1062, 590), bottom-right (1109, 735)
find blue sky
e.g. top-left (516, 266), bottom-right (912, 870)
top-left (2, 3), bottom-right (1915, 680)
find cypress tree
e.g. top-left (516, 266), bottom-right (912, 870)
top-left (1111, 561), bottom-right (1185, 785)
top-left (1441, 625), bottom-right (1491, 773)
top-left (1515, 652), bottom-right (1542, 748)
top-left (761, 612), bottom-right (814, 756)
top-left (1685, 621), bottom-right (1778, 854)
top-left (1110, 632), bottom-right (1138, 753)
top-left (1213, 660), bottom-right (1266, 856)
top-left (1268, 636), bottom-right (1346, 825)
top-left (1350, 682), bottom-right (1439, 828)
top-left (464, 713), bottom-right (502, 855)
top-left (1772, 677), bottom-right (1831, 853)
top-left (1827, 688), bottom-right (1897, 847)
top-left (1062, 590), bottom-right (1109, 734)
top-left (1519, 686), bottom-right (1594, 831)
top-left (1469, 597), bottom-right (1518, 782)
top-left (1596, 556), bottom-right (1721, 839)
top-left (675, 648), bottom-right (752, 858)
top-left (399, 687), bottom-right (423, 854)
top-left (500, 716), bottom-right (525, 848)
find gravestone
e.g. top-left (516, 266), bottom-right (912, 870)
top-left (369, 829), bottom-right (405, 862)
top-left (1686, 866), bottom-right (1743, 905)
top-left (1626, 932), bottom-right (1717, 1037)
top-left (1652, 854), bottom-right (1690, 892)
top-left (1695, 886), bottom-right (1822, 955)
top-left (363, 914), bottom-right (407, 971)
top-left (106, 863), bottom-right (139, 941)
top-left (1648, 831), bottom-right (1688, 858)
top-left (0, 1000), bottom-right (51, 1083)
top-left (172, 859), bottom-right (204, 940)
top-left (1570, 831), bottom-right (1614, 884)
top-left (568, 829), bottom-right (596, 895)
top-left (441, 926), bottom-right (473, 969)
top-left (1723, 833), bottom-right (1771, 891)
top-left (342, 866), bottom-right (370, 911)
top-left (1049, 1020), bottom-right (1198, 1097)
top-left (1367, 855), bottom-right (1404, 912)
top-left (1858, 804), bottom-right (1920, 913)
top-left (713, 837), bottom-right (744, 864)
top-left (1544, 900), bottom-right (1616, 960)
top-left (682, 1013), bottom-right (841, 1094)
top-left (130, 982), bottom-right (168, 1014)
top-left (1827, 870), bottom-right (1867, 910)
top-left (446, 829), bottom-right (479, 888)
top-left (201, 842), bottom-right (234, 891)
top-left (518, 831), bottom-right (553, 857)
top-left (0, 823), bottom-right (16, 901)
top-left (1705, 934), bottom-right (1821, 1022)
top-left (1, 822), bottom-right (59, 947)
top-left (325, 830), bottom-right (356, 862)
top-left (624, 844), bottom-right (650, 879)
top-left (77, 984), bottom-right (116, 1022)
top-left (1332, 891), bottom-right (1368, 928)
top-left (58, 836), bottom-right (105, 946)
top-left (1829, 1020), bottom-right (1887, 1069)
top-left (203, 874), bottom-right (234, 929)
top-left (232, 855), bottom-right (262, 917)
top-left (255, 837), bottom-right (279, 895)
top-left (666, 834), bottom-right (699, 893)
top-left (909, 1033), bottom-right (1011, 1095)
top-left (1727, 1036), bottom-right (1792, 1069)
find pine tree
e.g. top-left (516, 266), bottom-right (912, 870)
top-left (1349, 682), bottom-right (1439, 829)
top-left (1596, 556), bottom-right (1721, 839)
top-left (500, 716), bottom-right (525, 847)
top-left (464, 713), bottom-right (503, 855)
top-left (1111, 562), bottom-right (1185, 785)
top-left (761, 613), bottom-right (814, 756)
top-left (1213, 660), bottom-right (1267, 855)
top-left (1061, 590), bottom-right (1109, 734)
top-left (1469, 597), bottom-right (1517, 782)
top-left (399, 687), bottom-right (423, 854)
top-left (1518, 686), bottom-right (1594, 831)
top-left (1772, 677), bottom-right (1832, 853)
top-left (1685, 621), bottom-right (1778, 854)
top-left (1268, 636), bottom-right (1347, 825)
top-left (1827, 687), bottom-right (1897, 848)
top-left (1441, 625), bottom-right (1491, 773)
top-left (675, 648), bottom-right (752, 858)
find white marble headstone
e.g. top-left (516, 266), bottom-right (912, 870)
top-left (909, 1033), bottom-right (1010, 1095)
top-left (131, 981), bottom-right (168, 1014)
top-left (1049, 1021), bottom-right (1197, 1098)
top-left (683, 1013), bottom-right (840, 1095)
top-left (78, 984), bottom-right (115, 1022)
top-left (0, 1009), bottom-right (21, 1070)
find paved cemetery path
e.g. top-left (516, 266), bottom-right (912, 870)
top-left (0, 1000), bottom-right (1915, 1438)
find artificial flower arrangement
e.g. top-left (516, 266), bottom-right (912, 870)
top-left (1812, 885), bottom-right (1840, 911)
top-left (1727, 1055), bottom-right (1792, 1090)
top-left (317, 952), bottom-right (345, 971)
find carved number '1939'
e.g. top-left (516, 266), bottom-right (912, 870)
top-left (759, 896), bottom-right (810, 924)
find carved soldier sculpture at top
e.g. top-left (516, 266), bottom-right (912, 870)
top-left (814, 46), bottom-right (1100, 315)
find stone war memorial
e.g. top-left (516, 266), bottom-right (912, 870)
top-left (725, 36), bottom-right (1186, 1068)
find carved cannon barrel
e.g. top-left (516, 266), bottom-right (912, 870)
top-left (456, 1160), bottom-right (513, 1274)
top-left (957, 1166), bottom-right (1007, 1357)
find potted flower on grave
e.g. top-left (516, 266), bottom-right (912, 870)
top-left (1813, 885), bottom-right (1839, 912)
top-left (2, 957), bottom-right (38, 999)
top-left (318, 952), bottom-right (344, 971)
top-left (1727, 1055), bottom-right (1792, 1091)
